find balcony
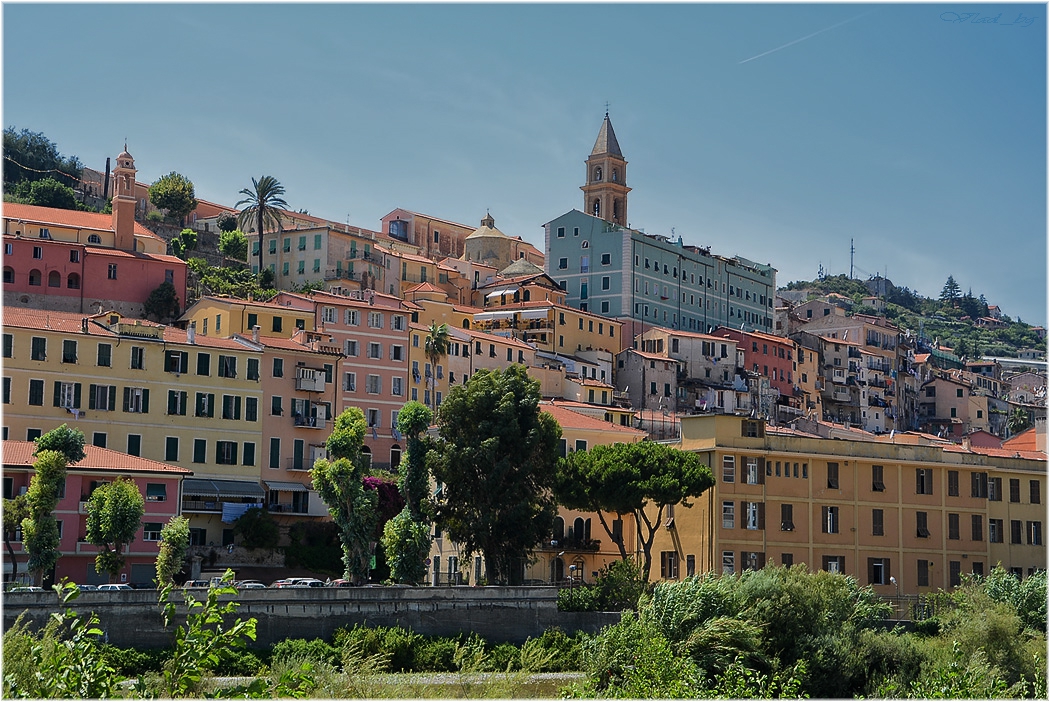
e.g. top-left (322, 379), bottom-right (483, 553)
top-left (267, 502), bottom-right (310, 514)
top-left (181, 499), bottom-right (221, 512)
top-left (286, 458), bottom-right (312, 471)
top-left (848, 347), bottom-right (862, 359)
top-left (832, 390), bottom-right (851, 402)
top-left (78, 501), bottom-right (89, 515)
top-left (295, 372), bottom-right (326, 392)
top-left (293, 415), bottom-right (327, 430)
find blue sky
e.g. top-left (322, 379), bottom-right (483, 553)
top-left (4, 3), bottom-right (1046, 326)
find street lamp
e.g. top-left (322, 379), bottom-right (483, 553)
top-left (569, 564), bottom-right (577, 608)
top-left (890, 576), bottom-right (899, 619)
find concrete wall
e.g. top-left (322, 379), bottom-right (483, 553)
top-left (3, 586), bottom-right (620, 649)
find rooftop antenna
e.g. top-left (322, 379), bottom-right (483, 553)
top-left (849, 238), bottom-right (855, 279)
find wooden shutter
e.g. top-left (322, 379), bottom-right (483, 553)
top-left (821, 506), bottom-right (829, 534)
top-left (757, 502), bottom-right (765, 530)
top-left (53, 381), bottom-right (62, 407)
top-left (123, 387), bottom-right (131, 412)
top-left (108, 386), bottom-right (116, 411)
top-left (141, 389), bottom-right (149, 413)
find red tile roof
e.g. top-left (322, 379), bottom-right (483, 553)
top-left (3, 441), bottom-right (192, 474)
top-left (4, 202), bottom-right (159, 240)
top-left (1002, 427), bottom-right (1038, 451)
top-left (540, 401), bottom-right (646, 437)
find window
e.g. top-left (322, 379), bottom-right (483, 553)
top-left (131, 346), bottom-right (144, 370)
top-left (821, 506), bottom-right (839, 534)
top-left (271, 396), bottom-right (283, 416)
top-left (368, 342), bottom-right (382, 359)
top-left (872, 465), bottom-right (885, 492)
top-left (745, 457), bottom-right (762, 484)
top-left (216, 441), bottom-right (237, 465)
top-left (822, 555), bottom-right (846, 574)
top-left (107, 263), bottom-right (117, 280)
top-left (781, 503), bottom-right (794, 531)
top-left (62, 340), bottom-right (77, 363)
top-left (872, 508), bottom-right (884, 536)
top-left (558, 257), bottom-right (568, 270)
top-left (221, 394), bottom-right (242, 420)
top-left (948, 513), bottom-right (960, 540)
top-left (368, 312), bottom-right (383, 328)
top-left (718, 456), bottom-right (736, 485)
top-left (145, 483), bottom-right (166, 502)
top-left (392, 376), bottom-right (403, 396)
top-left (165, 350), bottom-right (189, 374)
top-left (92, 432), bottom-right (107, 448)
top-left (988, 477), bottom-right (1002, 501)
top-left (123, 387), bottom-right (149, 413)
top-left (950, 560), bottom-right (962, 587)
top-left (868, 558), bottom-right (890, 585)
top-left (367, 408), bottom-right (380, 427)
top-left (970, 471), bottom-right (988, 498)
top-left (722, 551), bottom-right (735, 575)
top-left (1011, 519), bottom-right (1023, 544)
top-left (165, 437), bottom-right (179, 462)
top-left (917, 559), bottom-right (930, 587)
top-left (167, 390), bottom-right (188, 416)
top-left (367, 374), bottom-right (381, 394)
top-left (272, 357), bottom-right (284, 377)
top-left (143, 522), bottom-right (163, 542)
top-left (916, 468), bottom-right (933, 495)
top-left (54, 381), bottom-right (81, 409)
top-left (344, 372), bottom-right (357, 391)
top-left (971, 514), bottom-right (983, 541)
top-left (242, 442), bottom-right (256, 466)
top-left (989, 519), bottom-right (1004, 543)
top-left (345, 309), bottom-right (360, 325)
top-left (217, 355), bottom-right (237, 378)
top-left (916, 511), bottom-right (930, 538)
top-left (1027, 521), bottom-right (1043, 545)
top-left (948, 470), bottom-right (959, 497)
top-left (827, 462), bottom-right (839, 489)
top-left (196, 352), bottom-right (211, 376)
top-left (195, 392), bottom-right (215, 418)
top-left (392, 315), bottom-right (406, 331)
top-left (2, 377), bottom-right (9, 404)
top-left (31, 336), bottom-right (46, 361)
top-left (28, 268), bottom-right (41, 286)
top-left (722, 501), bottom-right (735, 529)
top-left (87, 384), bottom-right (115, 411)
top-left (2, 334), bottom-right (11, 359)
top-left (1010, 478), bottom-right (1021, 502)
top-left (1030, 480), bottom-right (1041, 504)
top-left (272, 316), bottom-right (283, 333)
top-left (97, 343), bottom-right (112, 367)
top-left (660, 551), bottom-right (679, 579)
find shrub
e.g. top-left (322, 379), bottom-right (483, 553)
top-left (558, 583), bottom-right (600, 611)
top-left (101, 646), bottom-right (170, 675)
top-left (413, 637), bottom-right (461, 672)
top-left (271, 638), bottom-right (340, 669)
top-left (531, 627), bottom-right (584, 672)
top-left (381, 625), bottom-right (421, 672)
top-left (488, 642), bottom-right (521, 671)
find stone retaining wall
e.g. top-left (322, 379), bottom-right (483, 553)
top-left (3, 586), bottom-right (620, 648)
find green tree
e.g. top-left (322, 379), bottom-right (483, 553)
top-left (232, 507), bottom-right (280, 549)
top-left (155, 515), bottom-right (190, 585)
top-left (12, 176), bottom-right (78, 209)
top-left (216, 211), bottom-right (238, 233)
top-left (85, 478), bottom-right (145, 582)
top-left (430, 365), bottom-right (562, 585)
top-left (236, 175), bottom-right (288, 275)
top-left (381, 402), bottom-right (433, 584)
top-left (218, 229), bottom-right (249, 264)
top-left (424, 322), bottom-right (451, 412)
top-left (3, 495), bottom-right (28, 584)
top-left (143, 280), bottom-right (181, 322)
top-left (149, 172), bottom-right (198, 224)
top-left (555, 441), bottom-right (714, 582)
top-left (170, 227), bottom-right (198, 260)
top-left (940, 275), bottom-right (962, 303)
top-left (33, 423), bottom-right (86, 464)
top-left (1008, 408), bottom-right (1031, 435)
top-left (312, 408), bottom-right (379, 582)
top-left (2, 127), bottom-right (82, 189)
top-left (21, 451), bottom-right (67, 586)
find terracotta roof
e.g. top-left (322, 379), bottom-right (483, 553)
top-left (541, 402), bottom-right (645, 437)
top-left (1002, 427), bottom-right (1038, 451)
top-left (404, 282), bottom-right (445, 295)
top-left (622, 348), bottom-right (679, 363)
top-left (4, 202), bottom-right (159, 240)
top-left (383, 209), bottom-right (474, 231)
top-left (913, 353), bottom-right (931, 363)
top-left (645, 325), bottom-right (726, 342)
top-left (192, 295), bottom-right (313, 312)
top-left (574, 377), bottom-right (615, 388)
top-left (469, 328), bottom-right (534, 349)
top-left (3, 441), bottom-right (192, 474)
top-left (942, 443), bottom-right (1046, 461)
top-left (716, 327), bottom-right (793, 346)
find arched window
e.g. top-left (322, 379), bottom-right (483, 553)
top-left (592, 199), bottom-right (601, 217)
top-left (28, 269), bottom-right (42, 286)
top-left (572, 517), bottom-right (585, 544)
top-left (389, 445), bottom-right (402, 468)
top-left (462, 319), bottom-right (470, 329)
top-left (87, 234), bottom-right (102, 244)
top-left (360, 446), bottom-right (372, 470)
top-left (593, 166), bottom-right (602, 182)
top-left (522, 290), bottom-right (531, 302)
top-left (553, 516), bottom-right (565, 542)
top-left (612, 168), bottom-right (619, 182)
top-left (48, 270), bottom-right (61, 287)
top-left (613, 199), bottom-right (622, 223)
top-left (67, 273), bottom-right (81, 289)
top-left (2, 267), bottom-right (13, 284)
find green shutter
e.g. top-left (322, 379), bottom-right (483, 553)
top-left (269, 438), bottom-right (280, 469)
top-left (293, 439), bottom-right (304, 470)
top-left (234, 396), bottom-right (241, 420)
top-left (73, 383), bottom-right (81, 409)
top-left (242, 442), bottom-right (255, 466)
top-left (179, 391), bottom-right (187, 415)
top-left (193, 439), bottom-right (206, 463)
top-left (123, 387), bottom-right (131, 412)
top-left (165, 437), bottom-right (178, 462)
top-left (53, 381), bottom-right (62, 407)
top-left (208, 393), bottom-right (215, 418)
top-left (168, 390), bottom-right (177, 415)
top-left (89, 384), bottom-right (98, 410)
top-left (141, 389), bottom-right (149, 413)
top-left (108, 386), bottom-right (116, 411)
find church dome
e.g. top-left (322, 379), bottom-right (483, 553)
top-left (466, 213), bottom-right (508, 240)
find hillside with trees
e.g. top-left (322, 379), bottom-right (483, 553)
top-left (782, 274), bottom-right (1045, 360)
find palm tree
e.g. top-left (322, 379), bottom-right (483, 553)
top-left (1008, 407), bottom-right (1031, 436)
top-left (424, 322), bottom-right (451, 413)
top-left (236, 176), bottom-right (288, 276)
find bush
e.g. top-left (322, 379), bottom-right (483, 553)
top-left (558, 583), bottom-right (600, 611)
top-left (101, 646), bottom-right (170, 675)
top-left (213, 648), bottom-right (264, 676)
top-left (232, 507), bottom-right (280, 550)
top-left (413, 636), bottom-right (461, 672)
top-left (271, 638), bottom-right (340, 669)
top-left (381, 626), bottom-right (421, 672)
top-left (146, 210), bottom-right (164, 222)
top-left (488, 642), bottom-right (521, 671)
top-left (531, 627), bottom-right (584, 672)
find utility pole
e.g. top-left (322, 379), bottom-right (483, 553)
top-left (850, 238), bottom-right (855, 279)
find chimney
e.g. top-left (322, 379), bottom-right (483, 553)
top-left (252, 325), bottom-right (260, 343)
top-left (961, 433), bottom-right (971, 451)
top-left (187, 321), bottom-right (196, 345)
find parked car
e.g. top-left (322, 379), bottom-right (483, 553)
top-left (236, 580), bottom-right (266, 589)
top-left (97, 583), bottom-right (132, 591)
top-left (75, 584), bottom-right (98, 591)
top-left (9, 586), bottom-right (44, 593)
top-left (183, 580), bottom-right (210, 589)
top-left (292, 578), bottom-right (326, 588)
top-left (328, 579), bottom-right (353, 587)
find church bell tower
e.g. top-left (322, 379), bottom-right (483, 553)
top-left (581, 112), bottom-right (630, 225)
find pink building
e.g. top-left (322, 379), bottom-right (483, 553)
top-left (275, 290), bottom-right (411, 471)
top-left (716, 327), bottom-right (797, 398)
top-left (3, 441), bottom-right (191, 587)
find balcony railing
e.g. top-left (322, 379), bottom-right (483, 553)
top-left (286, 458), bottom-right (311, 471)
top-left (832, 390), bottom-right (851, 402)
top-left (295, 375), bottom-right (326, 392)
top-left (267, 503), bottom-right (309, 514)
top-left (181, 499), bottom-right (222, 512)
top-left (293, 415), bottom-right (327, 430)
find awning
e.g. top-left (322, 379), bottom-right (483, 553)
top-left (264, 480), bottom-right (311, 493)
top-left (182, 479), bottom-right (265, 499)
top-left (520, 309), bottom-right (550, 320)
top-left (485, 288), bottom-right (517, 299)
top-left (474, 310), bottom-right (515, 321)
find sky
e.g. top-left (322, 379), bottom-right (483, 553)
top-left (4, 3), bottom-right (1046, 326)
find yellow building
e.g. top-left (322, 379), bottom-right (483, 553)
top-left (649, 414), bottom-right (1046, 594)
top-left (3, 307), bottom-right (266, 545)
top-left (181, 295), bottom-right (317, 340)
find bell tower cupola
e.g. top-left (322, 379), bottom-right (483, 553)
top-left (111, 144), bottom-right (138, 251)
top-left (581, 112), bottom-right (630, 225)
